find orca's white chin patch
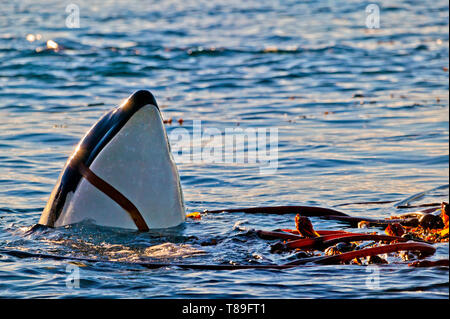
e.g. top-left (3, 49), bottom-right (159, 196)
top-left (54, 104), bottom-right (185, 230)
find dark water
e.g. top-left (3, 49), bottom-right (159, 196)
top-left (0, 0), bottom-right (448, 298)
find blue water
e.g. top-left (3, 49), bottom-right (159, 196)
top-left (0, 0), bottom-right (448, 298)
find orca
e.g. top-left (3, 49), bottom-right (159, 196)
top-left (38, 90), bottom-right (185, 231)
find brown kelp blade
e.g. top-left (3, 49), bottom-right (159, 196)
top-left (286, 242), bottom-right (436, 266)
top-left (204, 205), bottom-right (349, 216)
top-left (204, 205), bottom-right (420, 227)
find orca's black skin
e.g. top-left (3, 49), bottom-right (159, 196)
top-left (41, 90), bottom-right (159, 227)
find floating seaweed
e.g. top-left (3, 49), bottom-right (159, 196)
top-left (255, 203), bottom-right (448, 267)
top-left (2, 203), bottom-right (448, 270)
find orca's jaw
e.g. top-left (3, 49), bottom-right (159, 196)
top-left (39, 91), bottom-right (185, 230)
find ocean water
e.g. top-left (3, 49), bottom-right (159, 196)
top-left (0, 0), bottom-right (448, 298)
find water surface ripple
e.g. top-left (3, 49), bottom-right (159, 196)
top-left (0, 0), bottom-right (448, 298)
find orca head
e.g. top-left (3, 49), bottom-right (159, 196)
top-left (39, 90), bottom-right (185, 230)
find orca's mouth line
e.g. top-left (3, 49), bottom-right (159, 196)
top-left (70, 161), bottom-right (150, 232)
